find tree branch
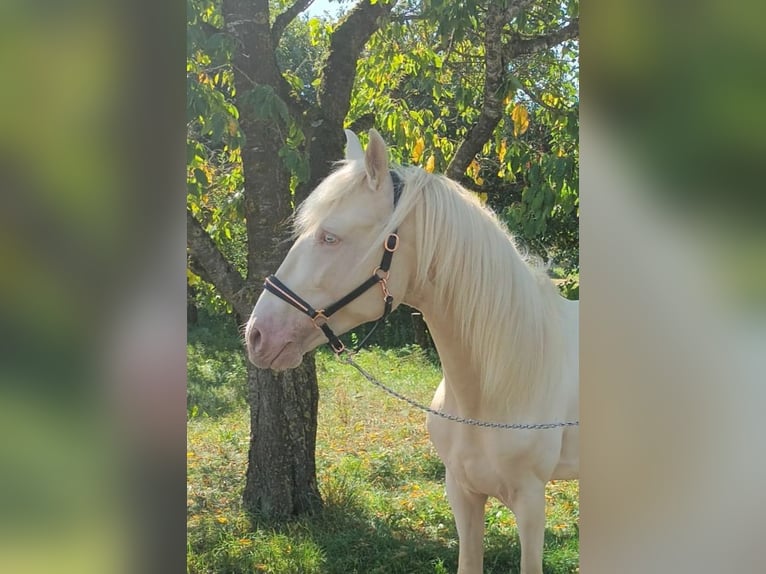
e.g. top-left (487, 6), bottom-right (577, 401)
top-left (517, 80), bottom-right (576, 114)
top-left (186, 209), bottom-right (250, 318)
top-left (446, 3), bottom-right (506, 181)
top-left (294, 0), bottom-right (398, 203)
top-left (504, 0), bottom-right (537, 22)
top-left (200, 21), bottom-right (223, 36)
top-left (272, 0), bottom-right (315, 46)
top-left (222, 0), bottom-right (309, 123)
top-left (317, 0), bottom-right (397, 127)
top-left (347, 112), bottom-right (376, 134)
top-left (188, 254), bottom-right (214, 286)
top-left (504, 18), bottom-right (579, 60)
top-left (446, 16), bottom-right (579, 181)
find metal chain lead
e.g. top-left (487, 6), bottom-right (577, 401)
top-left (340, 353), bottom-right (579, 430)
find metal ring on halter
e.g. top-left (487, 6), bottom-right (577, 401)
top-left (311, 310), bottom-right (328, 329)
top-left (329, 338), bottom-right (345, 354)
top-left (374, 267), bottom-right (390, 282)
top-left (384, 233), bottom-right (399, 252)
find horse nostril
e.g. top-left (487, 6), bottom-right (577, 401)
top-left (248, 326), bottom-right (263, 353)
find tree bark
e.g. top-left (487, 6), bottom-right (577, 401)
top-left (243, 357), bottom-right (321, 518)
top-left (216, 0), bottom-right (323, 520)
top-left (187, 282), bottom-right (198, 326)
top-left (186, 210), bottom-right (251, 320)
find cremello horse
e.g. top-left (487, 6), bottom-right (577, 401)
top-left (246, 129), bottom-right (579, 574)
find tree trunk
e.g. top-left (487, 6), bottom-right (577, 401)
top-left (198, 0), bottom-right (396, 521)
top-left (187, 282), bottom-right (198, 326)
top-left (243, 355), bottom-right (322, 518)
top-left (411, 311), bottom-right (433, 351)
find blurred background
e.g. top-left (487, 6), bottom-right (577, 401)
top-left (0, 0), bottom-right (763, 572)
top-left (581, 0), bottom-right (766, 571)
top-left (0, 0), bottom-right (186, 573)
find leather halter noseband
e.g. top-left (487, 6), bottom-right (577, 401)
top-left (263, 171), bottom-right (404, 354)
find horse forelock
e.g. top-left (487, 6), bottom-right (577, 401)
top-left (293, 160), bottom-right (368, 238)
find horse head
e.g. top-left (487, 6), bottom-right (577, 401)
top-left (245, 129), bottom-right (411, 370)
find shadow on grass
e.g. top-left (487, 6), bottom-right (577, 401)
top-left (483, 525), bottom-right (579, 573)
top-left (243, 492), bottom-right (578, 574)
top-left (247, 494), bottom-right (457, 574)
top-left (366, 449), bottom-right (446, 490)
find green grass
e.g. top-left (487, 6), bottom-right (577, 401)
top-left (187, 314), bottom-right (248, 417)
top-left (187, 343), bottom-right (579, 573)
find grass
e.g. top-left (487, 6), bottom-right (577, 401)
top-left (188, 339), bottom-right (579, 573)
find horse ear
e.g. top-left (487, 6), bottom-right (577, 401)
top-left (365, 128), bottom-right (389, 190)
top-left (344, 129), bottom-right (364, 161)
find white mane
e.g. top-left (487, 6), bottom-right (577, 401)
top-left (295, 162), bottom-right (564, 410)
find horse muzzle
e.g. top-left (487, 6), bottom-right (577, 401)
top-left (245, 315), bottom-right (306, 371)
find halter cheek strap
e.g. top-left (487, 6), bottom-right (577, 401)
top-left (263, 171), bottom-right (404, 354)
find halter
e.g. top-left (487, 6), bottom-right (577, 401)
top-left (263, 171), bottom-right (404, 354)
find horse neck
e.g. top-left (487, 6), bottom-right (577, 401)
top-left (411, 300), bottom-right (486, 414)
top-left (399, 203), bottom-right (554, 417)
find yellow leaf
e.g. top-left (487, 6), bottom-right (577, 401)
top-left (468, 159), bottom-right (480, 180)
top-left (411, 137), bottom-right (425, 163)
top-left (425, 154), bottom-right (435, 173)
top-left (502, 93), bottom-right (512, 107)
top-left (541, 93), bottom-right (560, 107)
top-left (186, 269), bottom-right (201, 285)
top-left (475, 177), bottom-right (484, 186)
top-left (498, 138), bottom-right (508, 162)
top-left (511, 103), bottom-right (529, 137)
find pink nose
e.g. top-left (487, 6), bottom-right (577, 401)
top-left (245, 313), bottom-right (293, 369)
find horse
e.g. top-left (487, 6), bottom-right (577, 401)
top-left (245, 129), bottom-right (579, 574)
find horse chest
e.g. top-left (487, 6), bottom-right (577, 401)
top-left (427, 417), bottom-right (537, 499)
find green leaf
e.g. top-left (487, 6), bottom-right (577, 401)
top-left (194, 168), bottom-right (208, 186)
top-left (245, 85), bottom-right (290, 124)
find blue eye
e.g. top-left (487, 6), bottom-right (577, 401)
top-left (323, 232), bottom-right (338, 245)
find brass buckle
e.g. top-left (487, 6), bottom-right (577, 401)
top-left (384, 234), bottom-right (399, 252)
top-left (331, 339), bottom-right (345, 354)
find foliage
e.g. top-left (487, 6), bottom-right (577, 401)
top-left (350, 0), bottom-right (579, 268)
top-left (186, 0), bottom-right (580, 322)
top-left (555, 273), bottom-right (579, 301)
top-left (187, 345), bottom-right (579, 573)
top-left (187, 0), bottom-right (247, 283)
